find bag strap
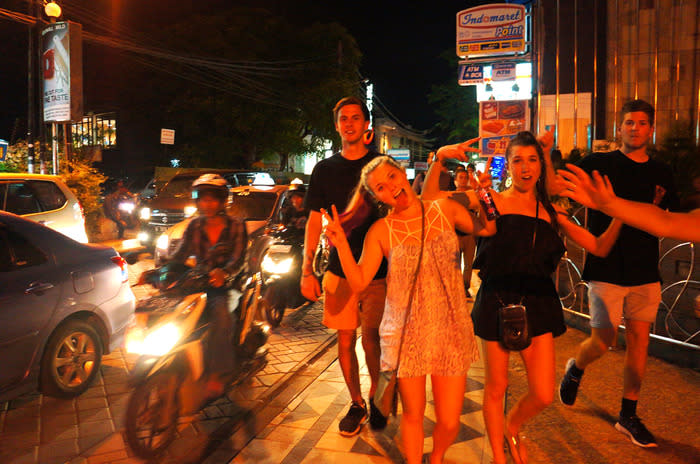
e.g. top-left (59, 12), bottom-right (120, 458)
top-left (496, 200), bottom-right (539, 307)
top-left (394, 201), bottom-right (425, 371)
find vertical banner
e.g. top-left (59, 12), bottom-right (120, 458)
top-left (42, 21), bottom-right (83, 122)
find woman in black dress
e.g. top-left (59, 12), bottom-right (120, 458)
top-left (429, 132), bottom-right (622, 464)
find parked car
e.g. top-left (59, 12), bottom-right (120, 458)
top-left (0, 211), bottom-right (135, 401)
top-left (0, 173), bottom-right (89, 243)
top-left (137, 170), bottom-right (273, 247)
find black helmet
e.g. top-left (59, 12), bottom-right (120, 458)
top-left (192, 174), bottom-right (228, 202)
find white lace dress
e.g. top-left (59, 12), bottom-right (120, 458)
top-left (380, 200), bottom-right (480, 377)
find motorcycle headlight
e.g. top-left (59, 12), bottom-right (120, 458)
top-left (184, 206), bottom-right (197, 217)
top-left (140, 207), bottom-right (151, 220)
top-left (261, 252), bottom-right (294, 275)
top-left (155, 233), bottom-right (169, 252)
top-left (125, 322), bottom-right (181, 356)
top-left (118, 201), bottom-right (135, 213)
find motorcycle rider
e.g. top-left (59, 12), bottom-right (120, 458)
top-left (104, 180), bottom-right (134, 239)
top-left (168, 173), bottom-right (247, 398)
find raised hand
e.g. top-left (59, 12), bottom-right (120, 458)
top-left (320, 205), bottom-right (348, 249)
top-left (436, 137), bottom-right (481, 163)
top-left (557, 164), bottom-right (617, 210)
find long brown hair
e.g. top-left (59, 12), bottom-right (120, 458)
top-left (506, 132), bottom-right (559, 232)
top-left (338, 156), bottom-right (396, 235)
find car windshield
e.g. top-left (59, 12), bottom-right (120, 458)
top-left (228, 191), bottom-right (278, 220)
top-left (159, 176), bottom-right (198, 198)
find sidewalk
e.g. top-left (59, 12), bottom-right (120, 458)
top-left (224, 323), bottom-right (700, 464)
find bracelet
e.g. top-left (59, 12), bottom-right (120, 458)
top-left (302, 271), bottom-right (314, 278)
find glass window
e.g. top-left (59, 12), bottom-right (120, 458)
top-left (4, 182), bottom-right (41, 215)
top-left (29, 181), bottom-right (66, 212)
top-left (228, 192), bottom-right (278, 220)
top-left (0, 227), bottom-right (48, 271)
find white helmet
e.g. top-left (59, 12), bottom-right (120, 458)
top-left (192, 173), bottom-right (228, 201)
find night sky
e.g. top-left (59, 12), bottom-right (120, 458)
top-left (1, 0), bottom-right (495, 141)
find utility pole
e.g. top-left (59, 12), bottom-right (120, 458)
top-left (26, 0), bottom-right (36, 173)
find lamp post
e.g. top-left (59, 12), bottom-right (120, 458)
top-left (44, 1), bottom-right (62, 175)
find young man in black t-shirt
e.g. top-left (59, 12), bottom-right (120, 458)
top-left (301, 97), bottom-right (388, 436)
top-left (559, 100), bottom-right (679, 448)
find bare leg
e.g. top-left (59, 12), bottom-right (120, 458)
top-left (507, 334), bottom-right (555, 433)
top-left (622, 320), bottom-right (651, 401)
top-left (575, 327), bottom-right (617, 369)
top-left (361, 326), bottom-right (381, 396)
top-left (337, 329), bottom-right (362, 403)
top-left (398, 376), bottom-right (427, 464)
top-left (430, 374), bottom-right (468, 463)
top-left (481, 340), bottom-right (510, 464)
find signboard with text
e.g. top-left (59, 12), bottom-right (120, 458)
top-left (42, 21), bottom-right (83, 122)
top-left (160, 128), bottom-right (175, 145)
top-left (387, 148), bottom-right (410, 161)
top-left (491, 62), bottom-right (516, 81)
top-left (457, 4), bottom-right (526, 58)
top-left (458, 62), bottom-right (483, 85)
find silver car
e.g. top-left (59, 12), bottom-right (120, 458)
top-left (0, 211), bottom-right (135, 401)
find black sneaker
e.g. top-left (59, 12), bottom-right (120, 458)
top-left (369, 398), bottom-right (388, 430)
top-left (339, 400), bottom-right (368, 436)
top-left (559, 358), bottom-right (581, 406)
top-left (615, 415), bottom-right (658, 448)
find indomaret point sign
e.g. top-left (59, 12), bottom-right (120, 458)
top-left (456, 4), bottom-right (526, 58)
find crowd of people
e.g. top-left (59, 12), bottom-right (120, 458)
top-left (298, 96), bottom-right (685, 464)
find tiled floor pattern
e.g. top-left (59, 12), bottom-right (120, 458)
top-left (231, 342), bottom-right (493, 464)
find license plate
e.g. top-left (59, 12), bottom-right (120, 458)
top-left (269, 244), bottom-right (292, 253)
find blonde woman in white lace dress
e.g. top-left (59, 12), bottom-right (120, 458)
top-left (323, 156), bottom-right (495, 464)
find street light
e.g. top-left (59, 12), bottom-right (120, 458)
top-left (44, 1), bottom-right (62, 19)
top-left (44, 1), bottom-right (61, 174)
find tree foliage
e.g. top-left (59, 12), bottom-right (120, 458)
top-left (126, 8), bottom-right (362, 170)
top-left (428, 50), bottom-right (479, 145)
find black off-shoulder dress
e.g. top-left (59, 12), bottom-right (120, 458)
top-left (471, 214), bottom-right (567, 341)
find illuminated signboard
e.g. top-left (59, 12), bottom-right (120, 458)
top-left (457, 4), bottom-right (527, 58)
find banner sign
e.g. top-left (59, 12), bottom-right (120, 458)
top-left (479, 100), bottom-right (528, 156)
top-left (457, 4), bottom-right (526, 58)
top-left (458, 62), bottom-right (483, 85)
top-left (42, 21), bottom-right (83, 122)
top-left (491, 62), bottom-right (516, 81)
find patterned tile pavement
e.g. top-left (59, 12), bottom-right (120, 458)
top-left (2, 249), bottom-right (698, 464)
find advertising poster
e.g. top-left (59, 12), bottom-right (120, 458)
top-left (42, 21), bottom-right (83, 122)
top-left (456, 4), bottom-right (526, 58)
top-left (480, 100), bottom-right (529, 179)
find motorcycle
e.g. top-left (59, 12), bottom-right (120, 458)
top-left (123, 245), bottom-right (270, 459)
top-left (116, 194), bottom-right (139, 229)
top-left (254, 222), bottom-right (311, 328)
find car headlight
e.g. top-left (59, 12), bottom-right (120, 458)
top-left (184, 206), bottom-right (197, 217)
top-left (140, 207), bottom-right (151, 220)
top-left (125, 322), bottom-right (181, 356)
top-left (261, 253), bottom-right (294, 275)
top-left (155, 233), bottom-right (169, 252)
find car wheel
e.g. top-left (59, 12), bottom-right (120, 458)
top-left (40, 320), bottom-right (103, 398)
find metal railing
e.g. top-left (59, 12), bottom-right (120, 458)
top-left (555, 207), bottom-right (700, 350)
